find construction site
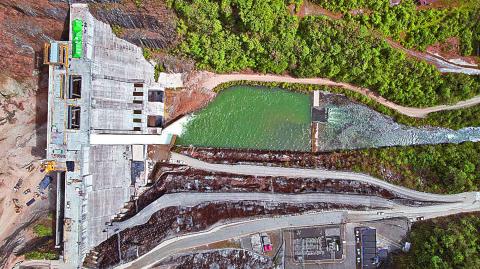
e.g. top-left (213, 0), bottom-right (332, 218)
top-left (43, 3), bottom-right (182, 267)
top-left (15, 2), bottom-right (478, 269)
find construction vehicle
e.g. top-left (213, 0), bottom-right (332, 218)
top-left (40, 161), bottom-right (56, 173)
top-left (12, 198), bottom-right (22, 213)
top-left (13, 178), bottom-right (23, 192)
top-left (23, 162), bottom-right (35, 172)
top-left (39, 175), bottom-right (52, 191)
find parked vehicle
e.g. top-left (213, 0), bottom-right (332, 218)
top-left (13, 178), bottom-right (23, 192)
top-left (23, 189), bottom-right (31, 195)
top-left (26, 198), bottom-right (35, 206)
top-left (39, 175), bottom-right (52, 191)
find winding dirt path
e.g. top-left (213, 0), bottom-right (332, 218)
top-left (198, 72), bottom-right (480, 118)
top-left (297, 1), bottom-right (480, 75)
top-left (385, 39), bottom-right (480, 75)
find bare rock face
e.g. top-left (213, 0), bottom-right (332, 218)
top-left (0, 0), bottom-right (68, 182)
top-left (0, 0), bottom-right (67, 155)
top-left (0, 1), bottom-right (180, 266)
top-left (88, 1), bottom-right (178, 49)
top-left (0, 0), bottom-right (68, 82)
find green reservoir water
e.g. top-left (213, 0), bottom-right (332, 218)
top-left (177, 85), bottom-right (312, 151)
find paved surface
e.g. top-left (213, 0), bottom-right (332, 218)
top-left (199, 73), bottom-right (480, 118)
top-left (170, 153), bottom-right (472, 203)
top-left (112, 154), bottom-right (480, 268)
top-left (113, 192), bottom-right (398, 233)
top-left (119, 195), bottom-right (479, 269)
top-left (18, 260), bottom-right (74, 269)
top-left (118, 212), bottom-right (346, 269)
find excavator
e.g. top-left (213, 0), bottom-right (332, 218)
top-left (40, 160), bottom-right (56, 173)
top-left (12, 198), bottom-right (22, 213)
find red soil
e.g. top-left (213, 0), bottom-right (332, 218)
top-left (426, 37), bottom-right (479, 66)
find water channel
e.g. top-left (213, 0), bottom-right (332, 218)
top-left (177, 85), bottom-right (480, 152)
top-left (314, 91), bottom-right (480, 151)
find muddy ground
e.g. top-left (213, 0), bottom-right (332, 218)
top-left (87, 201), bottom-right (369, 269)
top-left (426, 37), bottom-right (479, 66)
top-left (164, 72), bottom-right (216, 123)
top-left (152, 248), bottom-right (273, 269)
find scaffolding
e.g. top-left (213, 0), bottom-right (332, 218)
top-left (44, 42), bottom-right (69, 66)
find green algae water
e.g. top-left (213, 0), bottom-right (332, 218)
top-left (177, 85), bottom-right (312, 151)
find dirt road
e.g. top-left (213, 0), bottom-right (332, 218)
top-left (113, 192), bottom-right (399, 233)
top-left (197, 72), bottom-right (480, 118)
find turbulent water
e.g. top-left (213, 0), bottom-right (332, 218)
top-left (316, 91), bottom-right (480, 151)
top-left (177, 86), bottom-right (312, 151)
top-left (177, 85), bottom-right (480, 152)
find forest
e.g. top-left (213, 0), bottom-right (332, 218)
top-left (357, 142), bottom-right (480, 194)
top-left (167, 0), bottom-right (480, 107)
top-left (312, 0), bottom-right (480, 54)
top-left (393, 213), bottom-right (480, 269)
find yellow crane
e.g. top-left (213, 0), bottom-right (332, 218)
top-left (41, 161), bottom-right (56, 173)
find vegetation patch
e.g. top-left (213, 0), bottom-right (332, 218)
top-left (33, 224), bottom-right (53, 237)
top-left (354, 142), bottom-right (480, 194)
top-left (111, 24), bottom-right (124, 36)
top-left (143, 48), bottom-right (153, 60)
top-left (154, 63), bottom-right (166, 82)
top-left (18, 214), bottom-right (59, 261)
top-left (167, 0), bottom-right (480, 108)
top-left (393, 213), bottom-right (480, 269)
top-left (24, 250), bottom-right (58, 260)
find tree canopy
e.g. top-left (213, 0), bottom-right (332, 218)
top-left (394, 214), bottom-right (480, 269)
top-left (168, 0), bottom-right (480, 107)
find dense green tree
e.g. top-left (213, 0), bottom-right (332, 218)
top-left (359, 142), bottom-right (480, 193)
top-left (167, 0), bottom-right (480, 107)
top-left (394, 214), bottom-right (480, 269)
top-left (312, 0), bottom-right (480, 54)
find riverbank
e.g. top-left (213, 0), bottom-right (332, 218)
top-left (183, 73), bottom-right (480, 130)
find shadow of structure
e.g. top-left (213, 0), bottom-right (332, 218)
top-left (31, 10), bottom-right (71, 159)
top-left (31, 51), bottom-right (49, 159)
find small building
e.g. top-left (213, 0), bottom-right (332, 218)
top-left (260, 233), bottom-right (272, 253)
top-left (355, 227), bottom-right (378, 269)
top-left (251, 234), bottom-right (263, 253)
top-left (312, 108), bottom-right (329, 123)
